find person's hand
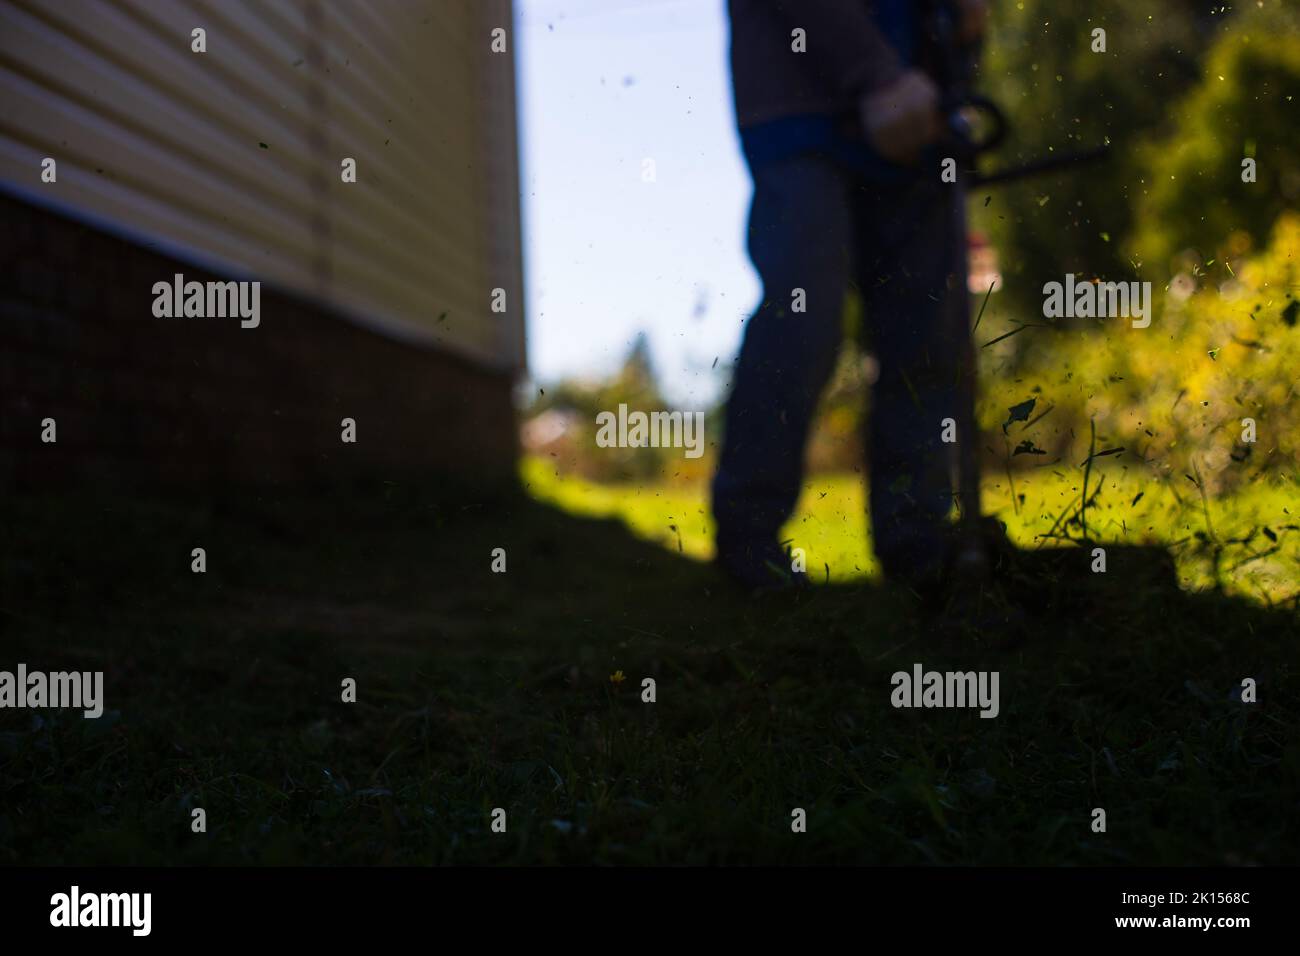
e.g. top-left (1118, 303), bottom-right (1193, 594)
top-left (859, 69), bottom-right (942, 165)
top-left (957, 0), bottom-right (989, 43)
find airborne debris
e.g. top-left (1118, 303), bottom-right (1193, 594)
top-left (1002, 398), bottom-right (1037, 434)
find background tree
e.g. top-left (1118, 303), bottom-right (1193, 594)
top-left (973, 0), bottom-right (1216, 322)
top-left (1129, 2), bottom-right (1300, 273)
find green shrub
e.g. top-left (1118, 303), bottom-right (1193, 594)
top-left (1129, 3), bottom-right (1300, 272)
top-left (982, 213), bottom-right (1300, 496)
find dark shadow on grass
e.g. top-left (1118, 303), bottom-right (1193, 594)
top-left (1, 482), bottom-right (1295, 865)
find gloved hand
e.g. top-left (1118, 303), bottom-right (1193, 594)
top-left (859, 68), bottom-right (943, 166)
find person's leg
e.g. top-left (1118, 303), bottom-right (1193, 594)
top-left (711, 154), bottom-right (853, 584)
top-left (855, 176), bottom-right (968, 588)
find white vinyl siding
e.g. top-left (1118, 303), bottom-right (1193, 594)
top-left (0, 0), bottom-right (525, 370)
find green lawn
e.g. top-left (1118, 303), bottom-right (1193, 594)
top-left (523, 456), bottom-right (1300, 606)
top-left (1, 468), bottom-right (1296, 864)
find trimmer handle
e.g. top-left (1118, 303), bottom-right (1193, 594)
top-left (943, 93), bottom-right (1008, 159)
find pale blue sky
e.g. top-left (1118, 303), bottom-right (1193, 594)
top-left (515, 0), bottom-right (759, 406)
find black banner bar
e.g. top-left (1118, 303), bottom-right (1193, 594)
top-left (0, 866), bottom-right (1276, 943)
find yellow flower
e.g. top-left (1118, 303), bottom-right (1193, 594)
top-left (609, 670), bottom-right (626, 686)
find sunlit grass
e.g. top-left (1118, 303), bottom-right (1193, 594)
top-left (520, 456), bottom-right (873, 576)
top-left (523, 456), bottom-right (1300, 605)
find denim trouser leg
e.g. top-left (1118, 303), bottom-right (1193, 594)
top-left (711, 155), bottom-right (852, 554)
top-left (713, 154), bottom-right (965, 584)
top-left (858, 177), bottom-right (967, 582)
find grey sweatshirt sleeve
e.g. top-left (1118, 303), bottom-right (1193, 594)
top-left (767, 0), bottom-right (908, 97)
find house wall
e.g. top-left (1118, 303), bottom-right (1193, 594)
top-left (0, 191), bottom-right (518, 492)
top-left (0, 0), bottom-right (524, 492)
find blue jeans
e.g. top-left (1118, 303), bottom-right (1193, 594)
top-left (711, 152), bottom-right (968, 583)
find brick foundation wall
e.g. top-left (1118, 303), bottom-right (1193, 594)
top-left (0, 192), bottom-right (519, 493)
